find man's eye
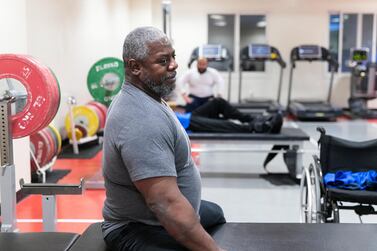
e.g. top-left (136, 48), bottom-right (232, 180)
top-left (160, 58), bottom-right (168, 64)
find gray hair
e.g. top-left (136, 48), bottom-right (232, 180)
top-left (123, 26), bottom-right (170, 65)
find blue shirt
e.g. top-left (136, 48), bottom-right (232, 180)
top-left (324, 170), bottom-right (377, 190)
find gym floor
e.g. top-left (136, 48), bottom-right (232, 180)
top-left (16, 119), bottom-right (377, 234)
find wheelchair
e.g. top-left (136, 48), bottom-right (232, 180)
top-left (300, 127), bottom-right (377, 223)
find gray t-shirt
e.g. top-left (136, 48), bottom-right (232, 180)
top-left (102, 82), bottom-right (201, 237)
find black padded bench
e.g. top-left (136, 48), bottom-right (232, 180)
top-left (70, 222), bottom-right (377, 251)
top-left (0, 231), bottom-right (79, 251)
top-left (188, 127), bottom-right (310, 179)
top-left (3, 222), bottom-right (377, 250)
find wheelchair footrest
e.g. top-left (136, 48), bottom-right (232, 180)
top-left (339, 204), bottom-right (377, 216)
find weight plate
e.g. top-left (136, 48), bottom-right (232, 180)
top-left (88, 101), bottom-right (108, 124)
top-left (46, 126), bottom-right (58, 156)
top-left (41, 128), bottom-right (56, 166)
top-left (87, 104), bottom-right (105, 129)
top-left (30, 130), bottom-right (51, 171)
top-left (87, 57), bottom-right (124, 106)
top-left (65, 105), bottom-right (99, 137)
top-left (0, 54), bottom-right (58, 138)
top-left (75, 124), bottom-right (88, 138)
top-left (44, 68), bottom-right (61, 128)
top-left (48, 124), bottom-right (62, 154)
top-left (67, 127), bottom-right (84, 141)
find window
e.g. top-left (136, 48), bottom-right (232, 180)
top-left (207, 14), bottom-right (268, 72)
top-left (329, 13), bottom-right (376, 72)
top-left (207, 14), bottom-right (235, 71)
top-left (240, 15), bottom-right (267, 72)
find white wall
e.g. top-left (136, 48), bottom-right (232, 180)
top-left (164, 0), bottom-right (377, 106)
top-left (25, 0), bottom-right (132, 136)
top-left (0, 0), bottom-right (31, 193)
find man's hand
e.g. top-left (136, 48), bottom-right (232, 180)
top-left (182, 94), bottom-right (193, 104)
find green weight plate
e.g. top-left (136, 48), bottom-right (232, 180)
top-left (87, 57), bottom-right (124, 106)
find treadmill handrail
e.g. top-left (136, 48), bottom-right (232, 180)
top-left (290, 45), bottom-right (338, 71)
top-left (287, 45), bottom-right (338, 106)
top-left (238, 45), bottom-right (286, 103)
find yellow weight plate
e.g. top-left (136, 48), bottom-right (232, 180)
top-left (48, 124), bottom-right (62, 154)
top-left (67, 128), bottom-right (84, 141)
top-left (65, 105), bottom-right (99, 137)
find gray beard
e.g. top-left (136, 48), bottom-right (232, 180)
top-left (143, 75), bottom-right (175, 98)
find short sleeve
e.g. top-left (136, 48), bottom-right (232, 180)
top-left (117, 118), bottom-right (177, 181)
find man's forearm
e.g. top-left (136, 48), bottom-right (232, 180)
top-left (148, 196), bottom-right (221, 251)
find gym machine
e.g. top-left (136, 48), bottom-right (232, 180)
top-left (187, 44), bottom-right (233, 100)
top-left (347, 48), bottom-right (377, 118)
top-left (234, 44), bottom-right (286, 114)
top-left (287, 45), bottom-right (342, 121)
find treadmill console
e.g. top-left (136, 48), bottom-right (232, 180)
top-left (248, 44), bottom-right (271, 59)
top-left (199, 44), bottom-right (224, 60)
top-left (351, 48), bottom-right (369, 64)
top-left (298, 45), bottom-right (322, 60)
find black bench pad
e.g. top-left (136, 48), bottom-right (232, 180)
top-left (0, 232), bottom-right (79, 251)
top-left (70, 222), bottom-right (377, 251)
top-left (69, 223), bottom-right (109, 251)
top-left (188, 128), bottom-right (309, 141)
top-left (210, 223), bottom-right (377, 251)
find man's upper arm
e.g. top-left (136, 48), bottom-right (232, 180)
top-left (134, 176), bottom-right (180, 207)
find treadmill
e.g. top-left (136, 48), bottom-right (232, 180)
top-left (234, 44), bottom-right (286, 114)
top-left (188, 44), bottom-right (233, 100)
top-left (287, 45), bottom-right (342, 121)
top-left (348, 48), bottom-right (377, 118)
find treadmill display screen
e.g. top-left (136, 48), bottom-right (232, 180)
top-left (298, 45), bottom-right (322, 59)
top-left (199, 45), bottom-right (222, 59)
top-left (351, 49), bottom-right (368, 62)
top-left (248, 44), bottom-right (271, 58)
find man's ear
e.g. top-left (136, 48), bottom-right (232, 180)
top-left (128, 59), bottom-right (142, 76)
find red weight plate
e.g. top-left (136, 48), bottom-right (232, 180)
top-left (44, 67), bottom-right (60, 128)
top-left (29, 130), bottom-right (51, 172)
top-left (46, 126), bottom-right (58, 156)
top-left (88, 101), bottom-right (108, 121)
top-left (41, 128), bottom-right (56, 165)
top-left (87, 104), bottom-right (105, 129)
top-left (27, 60), bottom-right (60, 132)
top-left (0, 54), bottom-right (56, 138)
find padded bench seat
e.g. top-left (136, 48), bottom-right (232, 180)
top-left (69, 222), bottom-right (377, 251)
top-left (0, 232), bottom-right (79, 251)
top-left (188, 127), bottom-right (309, 141)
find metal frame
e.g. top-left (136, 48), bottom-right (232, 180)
top-left (19, 178), bottom-right (84, 232)
top-left (190, 138), bottom-right (305, 179)
top-left (0, 95), bottom-right (17, 232)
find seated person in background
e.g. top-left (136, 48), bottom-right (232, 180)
top-left (177, 57), bottom-right (224, 112)
top-left (174, 97), bottom-right (283, 134)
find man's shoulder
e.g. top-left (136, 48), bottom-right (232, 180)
top-left (207, 67), bottom-right (220, 73)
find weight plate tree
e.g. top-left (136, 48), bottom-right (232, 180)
top-left (87, 57), bottom-right (124, 106)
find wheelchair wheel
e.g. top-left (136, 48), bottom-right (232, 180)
top-left (300, 164), bottom-right (321, 223)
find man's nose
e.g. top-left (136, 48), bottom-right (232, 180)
top-left (169, 58), bottom-right (178, 70)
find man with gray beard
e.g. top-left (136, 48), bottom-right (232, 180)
top-left (101, 26), bottom-right (226, 251)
